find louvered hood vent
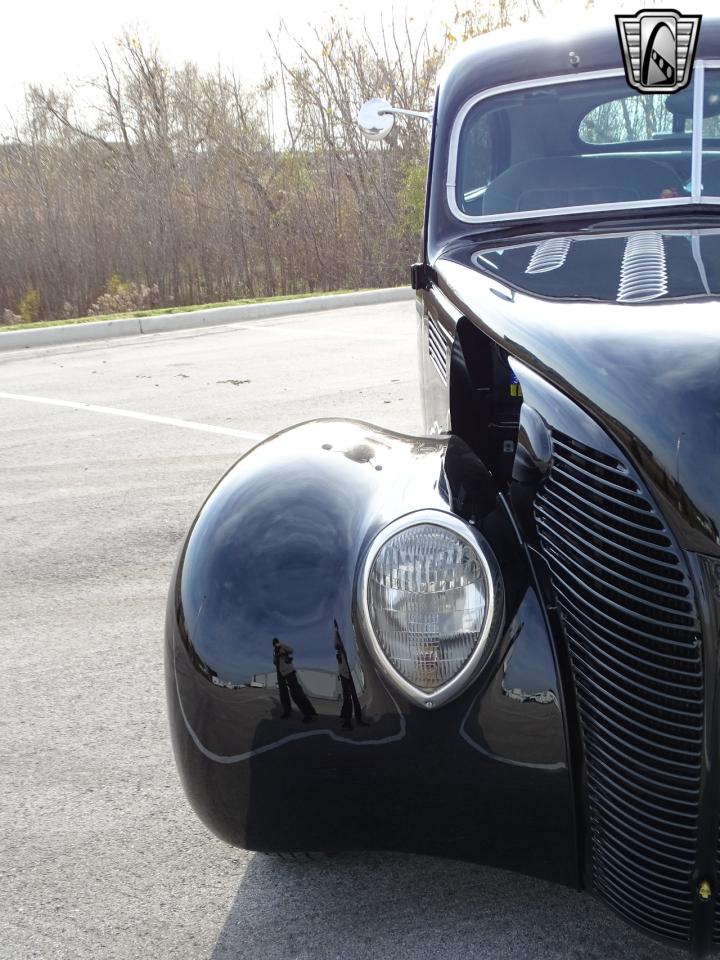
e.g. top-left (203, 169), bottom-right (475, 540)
top-left (525, 237), bottom-right (573, 274)
top-left (617, 232), bottom-right (668, 303)
top-left (534, 429), bottom-right (703, 943)
top-left (428, 315), bottom-right (451, 385)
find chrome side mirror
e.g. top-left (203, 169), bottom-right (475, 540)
top-left (358, 98), bottom-right (396, 141)
top-left (357, 99), bottom-right (432, 141)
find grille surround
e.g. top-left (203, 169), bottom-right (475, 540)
top-left (535, 428), bottom-right (703, 943)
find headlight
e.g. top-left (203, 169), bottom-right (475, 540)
top-left (358, 510), bottom-right (504, 709)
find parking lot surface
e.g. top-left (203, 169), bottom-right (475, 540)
top-left (0, 302), bottom-right (687, 959)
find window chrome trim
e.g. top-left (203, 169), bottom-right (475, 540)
top-left (357, 508), bottom-right (505, 710)
top-left (446, 62), bottom-right (716, 225)
top-left (691, 60), bottom-right (705, 202)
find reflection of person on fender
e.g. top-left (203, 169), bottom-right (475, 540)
top-left (272, 638), bottom-right (317, 723)
top-left (334, 620), bottom-right (369, 730)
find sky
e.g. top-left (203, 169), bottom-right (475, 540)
top-left (0, 0), bottom-right (440, 119)
top-left (2, 0), bottom-right (719, 122)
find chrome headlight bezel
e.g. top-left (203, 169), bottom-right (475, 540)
top-left (357, 508), bottom-right (505, 709)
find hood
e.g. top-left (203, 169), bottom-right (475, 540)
top-left (465, 229), bottom-right (720, 304)
top-left (437, 227), bottom-right (720, 555)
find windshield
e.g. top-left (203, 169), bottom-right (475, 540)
top-left (449, 63), bottom-right (720, 222)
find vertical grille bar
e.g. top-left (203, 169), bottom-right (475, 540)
top-left (535, 429), bottom-right (703, 942)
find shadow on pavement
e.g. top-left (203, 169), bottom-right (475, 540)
top-left (210, 851), bottom-right (688, 960)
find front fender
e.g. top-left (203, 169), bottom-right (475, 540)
top-left (165, 419), bottom-right (578, 885)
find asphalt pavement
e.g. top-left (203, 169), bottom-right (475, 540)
top-left (0, 302), bottom-right (688, 959)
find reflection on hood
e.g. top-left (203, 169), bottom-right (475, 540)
top-left (470, 228), bottom-right (720, 303)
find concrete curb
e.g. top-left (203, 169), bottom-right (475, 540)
top-left (0, 287), bottom-right (415, 352)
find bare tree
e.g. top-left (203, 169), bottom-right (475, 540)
top-left (0, 4), bottom-right (509, 321)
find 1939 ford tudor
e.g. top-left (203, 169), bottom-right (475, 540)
top-left (166, 16), bottom-right (720, 953)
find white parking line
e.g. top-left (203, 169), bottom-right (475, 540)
top-left (0, 391), bottom-right (266, 441)
top-left (231, 323), bottom-right (410, 342)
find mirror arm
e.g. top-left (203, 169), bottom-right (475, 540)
top-left (356, 98), bottom-right (430, 141)
top-left (380, 107), bottom-right (432, 122)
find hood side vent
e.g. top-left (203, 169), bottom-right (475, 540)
top-left (525, 238), bottom-right (572, 274)
top-left (617, 232), bottom-right (668, 303)
top-left (428, 315), bottom-right (452, 385)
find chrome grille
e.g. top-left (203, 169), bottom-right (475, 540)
top-left (535, 429), bottom-right (703, 943)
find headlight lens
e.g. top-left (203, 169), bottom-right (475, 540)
top-left (361, 512), bottom-right (502, 708)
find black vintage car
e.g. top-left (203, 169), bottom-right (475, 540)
top-left (165, 16), bottom-right (720, 955)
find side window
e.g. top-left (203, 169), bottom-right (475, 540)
top-left (457, 109), bottom-right (508, 208)
top-left (579, 95), bottom-right (677, 143)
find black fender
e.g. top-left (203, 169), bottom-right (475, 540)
top-left (165, 419), bottom-right (579, 885)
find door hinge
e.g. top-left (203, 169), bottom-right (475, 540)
top-left (410, 262), bottom-right (436, 291)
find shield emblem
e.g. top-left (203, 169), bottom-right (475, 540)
top-left (616, 9), bottom-right (702, 94)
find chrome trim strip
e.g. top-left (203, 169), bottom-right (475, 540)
top-left (691, 60), bottom-right (705, 202)
top-left (357, 509), bottom-right (505, 710)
